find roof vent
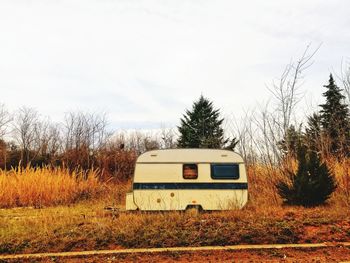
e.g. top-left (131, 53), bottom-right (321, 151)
top-left (221, 154), bottom-right (228, 157)
top-left (150, 154), bottom-right (157, 157)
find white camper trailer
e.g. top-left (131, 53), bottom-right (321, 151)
top-left (125, 149), bottom-right (248, 211)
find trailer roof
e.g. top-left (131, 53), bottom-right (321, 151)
top-left (136, 149), bottom-right (244, 163)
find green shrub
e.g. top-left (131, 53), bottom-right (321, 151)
top-left (277, 146), bottom-right (337, 207)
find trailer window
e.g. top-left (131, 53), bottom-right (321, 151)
top-left (183, 164), bottom-right (198, 179)
top-left (211, 164), bottom-right (239, 179)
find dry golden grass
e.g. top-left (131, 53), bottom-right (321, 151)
top-left (1, 198), bottom-right (349, 255)
top-left (1, 159), bottom-right (350, 254)
top-left (0, 157), bottom-right (349, 210)
top-left (247, 158), bottom-right (350, 209)
top-left (0, 167), bottom-right (106, 208)
top-left (246, 164), bottom-right (282, 208)
top-left (326, 158), bottom-right (350, 207)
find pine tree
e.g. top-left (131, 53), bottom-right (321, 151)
top-left (304, 112), bottom-right (322, 153)
top-left (319, 74), bottom-right (350, 155)
top-left (177, 95), bottom-right (235, 149)
top-left (278, 125), bottom-right (303, 158)
top-left (276, 145), bottom-right (337, 207)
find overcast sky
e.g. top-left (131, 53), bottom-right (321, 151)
top-left (0, 0), bottom-right (349, 129)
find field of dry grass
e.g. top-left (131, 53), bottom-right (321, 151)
top-left (0, 159), bottom-right (350, 255)
top-left (0, 167), bottom-right (106, 208)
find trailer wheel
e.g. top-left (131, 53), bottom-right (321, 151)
top-left (185, 205), bottom-right (203, 215)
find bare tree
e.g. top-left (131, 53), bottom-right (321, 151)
top-left (47, 123), bottom-right (62, 159)
top-left (264, 44), bottom-right (320, 162)
top-left (160, 127), bottom-right (177, 149)
top-left (0, 104), bottom-right (12, 168)
top-left (32, 119), bottom-right (62, 165)
top-left (12, 107), bottom-right (39, 166)
top-left (225, 110), bottom-right (259, 164)
top-left (225, 44), bottom-right (320, 166)
top-left (62, 111), bottom-right (111, 169)
top-left (0, 103), bottom-right (12, 138)
top-left (268, 45), bottom-right (320, 132)
top-left (340, 58), bottom-right (350, 104)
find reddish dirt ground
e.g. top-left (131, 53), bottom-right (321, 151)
top-left (4, 246), bottom-right (350, 263)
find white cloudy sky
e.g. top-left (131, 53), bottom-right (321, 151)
top-left (0, 0), bottom-right (349, 129)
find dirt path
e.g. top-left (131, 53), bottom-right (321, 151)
top-left (1, 242), bottom-right (350, 262)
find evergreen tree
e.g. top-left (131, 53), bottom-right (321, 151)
top-left (304, 113), bottom-right (322, 153)
top-left (319, 74), bottom-right (350, 155)
top-left (177, 95), bottom-right (235, 149)
top-left (278, 125), bottom-right (303, 158)
top-left (276, 145), bottom-right (337, 207)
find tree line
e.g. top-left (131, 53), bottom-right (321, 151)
top-left (0, 108), bottom-right (131, 179)
top-left (1, 46), bottom-right (350, 203)
top-left (1, 72), bottom-right (349, 169)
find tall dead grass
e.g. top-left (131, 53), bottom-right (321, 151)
top-left (326, 158), bottom-right (350, 207)
top-left (1, 159), bottom-right (350, 254)
top-left (246, 164), bottom-right (282, 208)
top-left (0, 167), bottom-right (105, 208)
top-left (246, 158), bottom-right (350, 210)
top-left (1, 157), bottom-right (349, 210)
